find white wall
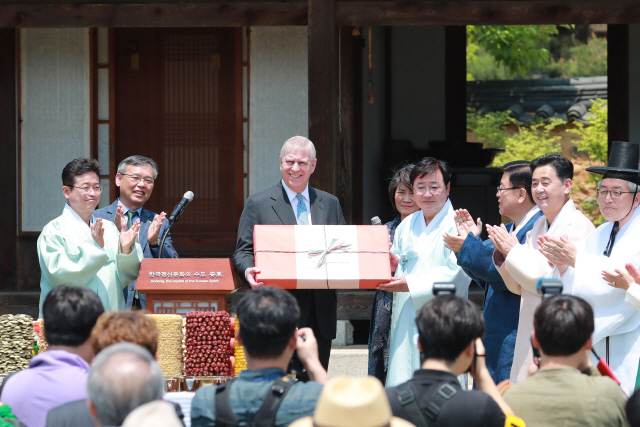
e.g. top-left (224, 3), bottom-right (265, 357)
top-left (630, 25), bottom-right (640, 149)
top-left (20, 28), bottom-right (91, 232)
top-left (391, 26), bottom-right (446, 149)
top-left (249, 27), bottom-right (309, 196)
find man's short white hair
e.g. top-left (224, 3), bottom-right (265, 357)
top-left (280, 136), bottom-right (316, 162)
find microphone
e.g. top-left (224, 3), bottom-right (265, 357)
top-left (169, 191), bottom-right (194, 224)
top-left (371, 216), bottom-right (382, 226)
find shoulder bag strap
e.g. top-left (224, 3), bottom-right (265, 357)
top-left (214, 381), bottom-right (241, 427)
top-left (249, 377), bottom-right (296, 427)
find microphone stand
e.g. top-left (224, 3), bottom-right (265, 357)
top-left (159, 209), bottom-right (184, 258)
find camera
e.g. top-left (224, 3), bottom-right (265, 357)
top-left (432, 282), bottom-right (456, 296)
top-left (536, 278), bottom-right (563, 299)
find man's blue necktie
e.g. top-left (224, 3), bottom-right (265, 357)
top-left (296, 194), bottom-right (309, 225)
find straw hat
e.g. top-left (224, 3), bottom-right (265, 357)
top-left (290, 377), bottom-right (415, 427)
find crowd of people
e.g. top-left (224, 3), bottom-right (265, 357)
top-left (2, 136), bottom-right (640, 426)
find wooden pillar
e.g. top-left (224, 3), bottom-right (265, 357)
top-left (0, 29), bottom-right (17, 291)
top-left (608, 25), bottom-right (629, 152)
top-left (308, 0), bottom-right (338, 197)
top-left (445, 26), bottom-right (467, 145)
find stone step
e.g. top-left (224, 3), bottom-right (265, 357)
top-left (327, 345), bottom-right (368, 378)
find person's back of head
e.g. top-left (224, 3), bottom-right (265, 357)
top-left (534, 295), bottom-right (593, 356)
top-left (43, 285), bottom-right (104, 347)
top-left (90, 311), bottom-right (159, 356)
top-left (87, 342), bottom-right (164, 427)
top-left (416, 295), bottom-right (485, 362)
top-left (122, 401), bottom-right (182, 427)
top-left (237, 286), bottom-right (300, 359)
top-left (627, 388), bottom-right (640, 427)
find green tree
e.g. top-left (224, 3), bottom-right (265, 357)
top-left (567, 99), bottom-right (608, 164)
top-left (467, 25), bottom-right (560, 79)
top-left (493, 118), bottom-right (565, 165)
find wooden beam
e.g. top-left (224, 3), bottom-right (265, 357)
top-left (445, 26), bottom-right (467, 145)
top-left (5, 1), bottom-right (640, 28)
top-left (308, 0), bottom-right (338, 195)
top-left (0, 29), bottom-right (17, 293)
top-left (608, 25), bottom-right (629, 151)
top-left (0, 3), bottom-right (307, 27)
top-left (336, 1), bottom-right (640, 26)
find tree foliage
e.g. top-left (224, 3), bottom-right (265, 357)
top-left (567, 99), bottom-right (608, 164)
top-left (467, 25), bottom-right (559, 79)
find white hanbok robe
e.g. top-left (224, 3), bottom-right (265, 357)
top-left (386, 200), bottom-right (471, 387)
top-left (566, 206), bottom-right (640, 396)
top-left (493, 198), bottom-right (594, 384)
top-left (38, 204), bottom-right (143, 315)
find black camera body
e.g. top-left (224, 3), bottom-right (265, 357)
top-left (536, 278), bottom-right (563, 299)
top-left (432, 282), bottom-right (456, 296)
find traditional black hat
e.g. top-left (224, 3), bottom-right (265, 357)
top-left (587, 141), bottom-right (640, 184)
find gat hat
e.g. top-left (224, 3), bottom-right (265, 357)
top-left (289, 377), bottom-right (415, 427)
top-left (587, 141), bottom-right (640, 183)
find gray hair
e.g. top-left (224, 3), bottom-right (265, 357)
top-left (87, 342), bottom-right (164, 427)
top-left (117, 155), bottom-right (159, 180)
top-left (598, 180), bottom-right (640, 192)
top-left (280, 136), bottom-right (316, 162)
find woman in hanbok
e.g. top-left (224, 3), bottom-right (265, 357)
top-left (378, 157), bottom-right (470, 387)
top-left (38, 158), bottom-right (143, 315)
top-left (368, 164), bottom-right (419, 384)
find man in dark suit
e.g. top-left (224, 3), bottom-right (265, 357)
top-left (94, 155), bottom-right (179, 309)
top-left (443, 161), bottom-right (543, 383)
top-left (233, 136), bottom-right (345, 372)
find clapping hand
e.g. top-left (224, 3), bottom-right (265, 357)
top-left (114, 204), bottom-right (124, 232)
top-left (119, 217), bottom-right (139, 255)
top-left (487, 224), bottom-right (518, 257)
top-left (456, 209), bottom-right (483, 238)
top-left (602, 267), bottom-right (634, 291)
top-left (537, 234), bottom-right (576, 271)
top-left (148, 212), bottom-right (166, 246)
top-left (91, 218), bottom-right (105, 248)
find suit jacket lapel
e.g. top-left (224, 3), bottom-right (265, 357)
top-left (138, 208), bottom-right (154, 247)
top-left (309, 187), bottom-right (323, 224)
top-left (271, 183), bottom-right (298, 225)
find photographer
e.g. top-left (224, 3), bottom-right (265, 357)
top-left (504, 295), bottom-right (628, 427)
top-left (190, 286), bottom-right (329, 427)
top-left (386, 295), bottom-right (512, 427)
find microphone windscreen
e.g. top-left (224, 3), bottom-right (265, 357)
top-left (371, 216), bottom-right (381, 225)
top-left (183, 191), bottom-right (195, 202)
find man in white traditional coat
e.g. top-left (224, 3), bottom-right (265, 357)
top-left (38, 158), bottom-right (143, 315)
top-left (379, 157), bottom-right (470, 387)
top-left (488, 154), bottom-right (594, 384)
top-left (538, 141), bottom-right (640, 395)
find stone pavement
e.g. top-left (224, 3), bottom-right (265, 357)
top-left (327, 345), bottom-right (369, 378)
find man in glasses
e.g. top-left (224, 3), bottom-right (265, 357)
top-left (443, 161), bottom-right (543, 384)
top-left (538, 141), bottom-right (640, 396)
top-left (37, 158), bottom-right (142, 313)
top-left (487, 154), bottom-right (594, 385)
top-left (94, 155), bottom-right (178, 309)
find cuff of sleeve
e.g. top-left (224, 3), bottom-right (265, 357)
top-left (626, 284), bottom-right (640, 311)
top-left (493, 249), bottom-right (505, 267)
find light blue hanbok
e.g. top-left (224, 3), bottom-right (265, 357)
top-left (38, 204), bottom-right (143, 315)
top-left (386, 199), bottom-right (471, 387)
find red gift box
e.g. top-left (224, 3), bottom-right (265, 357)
top-left (254, 225), bottom-right (391, 289)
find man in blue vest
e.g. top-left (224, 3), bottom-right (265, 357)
top-left (94, 155), bottom-right (179, 309)
top-left (443, 161), bottom-right (543, 383)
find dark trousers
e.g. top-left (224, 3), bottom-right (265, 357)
top-left (297, 294), bottom-right (332, 381)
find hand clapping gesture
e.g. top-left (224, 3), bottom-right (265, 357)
top-left (443, 209), bottom-right (482, 253)
top-left (148, 212), bottom-right (167, 246)
top-left (487, 224), bottom-right (519, 257)
top-left (114, 204), bottom-right (125, 232)
top-left (119, 214), bottom-right (139, 255)
top-left (537, 234), bottom-right (576, 271)
top-left (91, 218), bottom-right (105, 248)
top-left (602, 265), bottom-right (635, 291)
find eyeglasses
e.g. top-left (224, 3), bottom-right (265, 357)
top-left (414, 185), bottom-right (445, 195)
top-left (496, 186), bottom-right (520, 193)
top-left (121, 173), bottom-right (154, 185)
top-left (69, 185), bottom-right (103, 195)
top-left (597, 189), bottom-right (635, 199)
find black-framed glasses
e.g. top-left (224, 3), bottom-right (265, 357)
top-left (69, 185), bottom-right (103, 195)
top-left (496, 186), bottom-right (520, 193)
top-left (597, 189), bottom-right (635, 199)
top-left (121, 173), bottom-right (154, 185)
